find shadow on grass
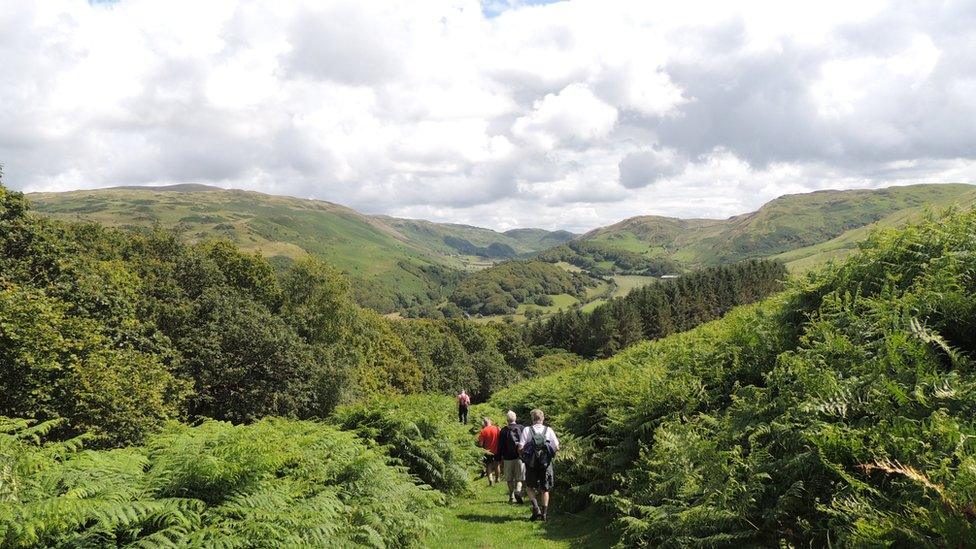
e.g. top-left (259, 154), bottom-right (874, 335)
top-left (456, 513), bottom-right (525, 525)
top-left (541, 508), bottom-right (618, 548)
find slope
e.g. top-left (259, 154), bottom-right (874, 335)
top-left (490, 208), bottom-right (976, 545)
top-left (377, 217), bottom-right (575, 264)
top-left (27, 185), bottom-right (569, 312)
top-left (578, 183), bottom-right (976, 269)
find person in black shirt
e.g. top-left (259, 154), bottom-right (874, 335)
top-left (497, 410), bottom-right (525, 504)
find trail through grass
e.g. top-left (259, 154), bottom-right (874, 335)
top-left (429, 476), bottom-right (615, 548)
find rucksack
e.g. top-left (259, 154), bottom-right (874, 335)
top-left (525, 426), bottom-right (552, 470)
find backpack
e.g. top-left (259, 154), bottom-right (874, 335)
top-left (524, 426), bottom-right (552, 471)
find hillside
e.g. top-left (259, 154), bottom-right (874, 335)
top-left (28, 183), bottom-right (975, 316)
top-left (376, 217), bottom-right (575, 261)
top-left (27, 185), bottom-right (568, 312)
top-left (492, 209), bottom-right (976, 545)
top-left (580, 183), bottom-right (976, 269)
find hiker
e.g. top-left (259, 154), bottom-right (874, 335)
top-left (518, 408), bottom-right (559, 522)
top-left (477, 417), bottom-right (502, 485)
top-left (457, 389), bottom-right (470, 424)
top-left (498, 410), bottom-right (525, 504)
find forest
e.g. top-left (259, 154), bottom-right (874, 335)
top-left (526, 259), bottom-right (787, 357)
top-left (448, 260), bottom-right (599, 315)
top-left (537, 240), bottom-right (681, 276)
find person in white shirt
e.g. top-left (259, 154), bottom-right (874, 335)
top-left (517, 408), bottom-right (559, 522)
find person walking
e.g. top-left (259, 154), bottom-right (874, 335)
top-left (518, 408), bottom-right (559, 522)
top-left (477, 417), bottom-right (502, 485)
top-left (457, 389), bottom-right (470, 424)
top-left (498, 410), bottom-right (525, 504)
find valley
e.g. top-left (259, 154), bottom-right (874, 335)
top-left (28, 183), bottom-right (976, 322)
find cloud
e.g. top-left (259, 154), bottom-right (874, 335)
top-left (618, 148), bottom-right (685, 189)
top-left (511, 83), bottom-right (618, 149)
top-left (0, 0), bottom-right (974, 232)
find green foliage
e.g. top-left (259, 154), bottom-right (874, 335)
top-left (0, 417), bottom-right (443, 547)
top-left (331, 395), bottom-right (480, 496)
top-left (538, 239), bottom-right (681, 276)
top-left (527, 259), bottom-right (787, 358)
top-left (450, 260), bottom-right (598, 315)
top-left (1, 180), bottom-right (548, 445)
top-left (494, 210), bottom-right (976, 546)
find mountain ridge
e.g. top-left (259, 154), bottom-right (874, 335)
top-left (27, 182), bottom-right (976, 314)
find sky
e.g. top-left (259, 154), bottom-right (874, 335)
top-left (1, 0), bottom-right (975, 232)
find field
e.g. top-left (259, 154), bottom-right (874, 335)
top-left (608, 274), bottom-right (657, 297)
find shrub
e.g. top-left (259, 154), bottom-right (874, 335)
top-left (0, 417), bottom-right (443, 547)
top-left (331, 395), bottom-right (479, 496)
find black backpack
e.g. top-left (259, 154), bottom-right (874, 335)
top-left (524, 426), bottom-right (552, 470)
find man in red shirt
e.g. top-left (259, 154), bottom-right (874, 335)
top-left (477, 417), bottom-right (502, 485)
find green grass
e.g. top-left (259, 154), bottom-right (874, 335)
top-left (516, 294), bottom-right (579, 316)
top-left (429, 477), bottom-right (615, 548)
top-left (579, 299), bottom-right (605, 313)
top-left (609, 274), bottom-right (657, 298)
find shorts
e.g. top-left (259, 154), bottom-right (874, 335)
top-left (502, 459), bottom-right (524, 482)
top-left (482, 453), bottom-right (502, 465)
top-left (525, 463), bottom-right (554, 492)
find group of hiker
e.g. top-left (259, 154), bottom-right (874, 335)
top-left (458, 389), bottom-right (559, 522)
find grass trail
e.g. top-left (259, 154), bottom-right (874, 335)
top-left (428, 476), bottom-right (615, 548)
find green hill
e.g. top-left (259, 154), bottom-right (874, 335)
top-left (578, 183), bottom-right (976, 270)
top-left (27, 185), bottom-right (569, 312)
top-left (503, 228), bottom-right (577, 250)
top-left (376, 217), bottom-right (574, 261)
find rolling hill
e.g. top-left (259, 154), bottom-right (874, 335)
top-left (578, 183), bottom-right (976, 270)
top-left (26, 185), bottom-right (571, 312)
top-left (28, 182), bottom-right (975, 316)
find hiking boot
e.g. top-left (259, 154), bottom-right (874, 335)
top-left (508, 494), bottom-right (516, 504)
top-left (529, 502), bottom-right (540, 521)
top-left (514, 492), bottom-right (524, 504)
top-left (541, 506), bottom-right (548, 522)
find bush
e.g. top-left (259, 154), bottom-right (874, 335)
top-left (0, 285), bottom-right (188, 445)
top-left (331, 395), bottom-right (479, 495)
top-left (0, 417), bottom-right (444, 547)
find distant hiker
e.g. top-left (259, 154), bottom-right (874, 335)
top-left (518, 408), bottom-right (559, 522)
top-left (457, 390), bottom-right (470, 424)
top-left (498, 410), bottom-right (526, 504)
top-left (477, 417), bottom-right (502, 485)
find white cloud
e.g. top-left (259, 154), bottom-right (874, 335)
top-left (511, 83), bottom-right (618, 149)
top-left (0, 0), bottom-right (974, 231)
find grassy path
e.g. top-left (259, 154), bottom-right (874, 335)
top-left (428, 477), bottom-right (615, 549)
